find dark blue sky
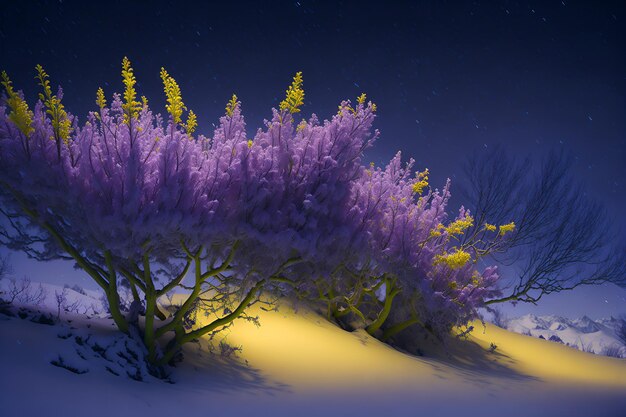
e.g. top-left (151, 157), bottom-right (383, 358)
top-left (1, 0), bottom-right (624, 318)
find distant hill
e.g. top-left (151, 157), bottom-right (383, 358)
top-left (498, 314), bottom-right (625, 358)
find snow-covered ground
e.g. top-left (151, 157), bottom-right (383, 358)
top-left (498, 314), bottom-right (626, 358)
top-left (1, 280), bottom-right (625, 417)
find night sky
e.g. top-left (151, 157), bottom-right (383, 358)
top-left (1, 0), bottom-right (624, 318)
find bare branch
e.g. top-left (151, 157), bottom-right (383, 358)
top-left (459, 148), bottom-right (626, 305)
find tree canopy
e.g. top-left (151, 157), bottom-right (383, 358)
top-left (0, 59), bottom-right (507, 368)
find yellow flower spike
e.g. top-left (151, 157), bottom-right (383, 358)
top-left (445, 216), bottom-right (474, 236)
top-left (226, 94), bottom-right (238, 117)
top-left (141, 95), bottom-right (149, 109)
top-left (484, 223), bottom-right (497, 232)
top-left (448, 281), bottom-right (458, 290)
top-left (434, 249), bottom-right (471, 270)
top-left (371, 103), bottom-right (377, 112)
top-left (429, 229), bottom-right (442, 239)
top-left (185, 109), bottom-right (197, 136)
top-left (412, 168), bottom-right (429, 194)
top-left (498, 221), bottom-right (516, 236)
top-left (247, 139), bottom-right (253, 148)
top-left (357, 93), bottom-right (367, 105)
top-left (121, 57), bottom-right (141, 125)
top-left (279, 71), bottom-right (304, 114)
top-left (96, 87), bottom-right (107, 110)
top-left (429, 224), bottom-right (445, 239)
top-left (1, 71), bottom-right (34, 137)
top-left (160, 67), bottom-right (185, 125)
top-left (35, 65), bottom-right (52, 101)
top-left (296, 120), bottom-right (307, 132)
top-left (35, 65), bottom-right (72, 144)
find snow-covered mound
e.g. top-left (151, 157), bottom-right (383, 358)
top-left (503, 314), bottom-right (625, 357)
top-left (2, 280), bottom-right (626, 417)
top-left (0, 278), bottom-right (106, 316)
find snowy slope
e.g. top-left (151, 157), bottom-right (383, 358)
top-left (0, 279), bottom-right (106, 316)
top-left (503, 314), bottom-right (625, 357)
top-left (1, 281), bottom-right (626, 417)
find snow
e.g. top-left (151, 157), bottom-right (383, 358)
top-left (503, 314), bottom-right (625, 357)
top-left (1, 281), bottom-right (625, 417)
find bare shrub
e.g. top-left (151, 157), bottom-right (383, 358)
top-left (485, 306), bottom-right (508, 328)
top-left (55, 288), bottom-right (90, 318)
top-left (7, 276), bottom-right (47, 305)
top-left (218, 340), bottom-right (242, 358)
top-left (54, 288), bottom-right (68, 320)
top-left (64, 298), bottom-right (83, 314)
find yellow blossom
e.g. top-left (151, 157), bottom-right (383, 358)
top-left (434, 249), bottom-right (471, 270)
top-left (296, 120), bottom-right (307, 132)
top-left (343, 94), bottom-right (371, 116)
top-left (484, 223), bottom-right (497, 232)
top-left (35, 65), bottom-right (71, 144)
top-left (445, 216), bottom-right (474, 236)
top-left (160, 67), bottom-right (185, 124)
top-left (121, 57), bottom-right (141, 125)
top-left (412, 168), bottom-right (429, 194)
top-left (247, 139), bottom-right (253, 148)
top-left (226, 94), bottom-right (238, 117)
top-left (96, 87), bottom-right (106, 110)
top-left (499, 221), bottom-right (516, 236)
top-left (185, 109), bottom-right (197, 136)
top-left (280, 72), bottom-right (304, 114)
top-left (1, 71), bottom-right (34, 137)
top-left (429, 229), bottom-right (442, 238)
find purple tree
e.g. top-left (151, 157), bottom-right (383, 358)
top-left (299, 144), bottom-right (506, 341)
top-left (0, 59), bottom-right (504, 368)
top-left (0, 60), bottom-right (382, 367)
